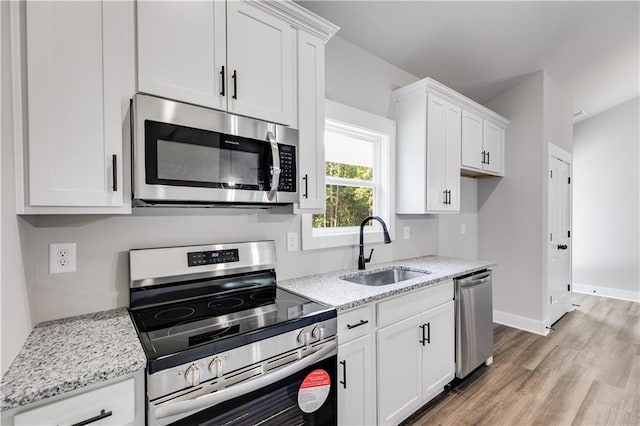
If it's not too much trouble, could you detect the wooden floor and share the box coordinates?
[403,294,640,426]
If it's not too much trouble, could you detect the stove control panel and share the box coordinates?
[188,249,239,267]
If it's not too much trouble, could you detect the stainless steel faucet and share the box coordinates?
[358,216,392,270]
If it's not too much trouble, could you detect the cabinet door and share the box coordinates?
[26,0,126,207]
[296,31,325,212]
[425,94,447,212]
[226,1,295,125]
[137,0,226,111]
[443,103,461,211]
[377,313,423,425]
[482,120,504,175]
[461,110,483,170]
[421,301,455,403]
[338,335,375,426]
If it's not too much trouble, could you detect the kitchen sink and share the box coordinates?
[340,267,430,286]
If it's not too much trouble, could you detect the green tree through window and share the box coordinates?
[312,162,374,228]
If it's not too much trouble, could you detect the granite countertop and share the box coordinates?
[278,255,495,311]
[1,308,146,411]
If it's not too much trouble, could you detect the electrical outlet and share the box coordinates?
[287,232,299,252]
[50,243,76,274]
[403,226,410,239]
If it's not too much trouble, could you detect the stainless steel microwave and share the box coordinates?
[132,94,298,206]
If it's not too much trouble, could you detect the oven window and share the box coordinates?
[157,140,260,187]
[169,355,337,426]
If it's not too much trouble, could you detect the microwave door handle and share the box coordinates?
[267,131,280,202]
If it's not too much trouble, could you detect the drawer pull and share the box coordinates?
[70,409,112,426]
[346,319,369,330]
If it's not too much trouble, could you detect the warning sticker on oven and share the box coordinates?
[298,369,331,413]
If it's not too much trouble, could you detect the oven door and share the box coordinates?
[150,342,337,426]
[133,94,298,205]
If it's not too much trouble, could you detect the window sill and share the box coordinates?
[301,215,388,250]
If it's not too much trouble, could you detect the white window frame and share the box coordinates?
[301,100,396,250]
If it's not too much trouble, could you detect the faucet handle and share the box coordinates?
[365,248,374,263]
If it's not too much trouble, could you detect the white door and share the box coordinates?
[443,102,461,211]
[482,121,503,174]
[296,30,325,212]
[377,314,423,425]
[137,0,227,110]
[338,335,375,426]
[226,1,295,125]
[461,110,483,170]
[547,149,572,326]
[26,0,125,207]
[421,301,455,403]
[425,94,446,212]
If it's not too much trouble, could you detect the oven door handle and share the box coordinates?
[153,341,337,421]
[267,131,280,202]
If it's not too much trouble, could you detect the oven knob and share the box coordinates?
[184,364,201,386]
[209,357,224,378]
[312,325,326,340]
[297,330,311,345]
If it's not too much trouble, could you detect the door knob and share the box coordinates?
[557,244,568,250]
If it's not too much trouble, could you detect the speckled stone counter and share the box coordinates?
[1,308,146,411]
[278,255,495,311]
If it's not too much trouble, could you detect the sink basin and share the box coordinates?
[340,267,430,286]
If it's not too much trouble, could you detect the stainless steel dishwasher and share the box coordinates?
[455,269,494,379]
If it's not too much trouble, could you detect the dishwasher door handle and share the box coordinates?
[459,272,491,288]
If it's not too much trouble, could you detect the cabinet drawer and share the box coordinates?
[377,280,453,328]
[338,304,374,343]
[14,378,135,426]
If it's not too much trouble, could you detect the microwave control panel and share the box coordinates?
[187,249,240,267]
[278,145,296,193]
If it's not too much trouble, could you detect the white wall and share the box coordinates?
[20,35,443,323]
[1,1,34,374]
[480,72,545,328]
[439,177,478,260]
[573,97,640,300]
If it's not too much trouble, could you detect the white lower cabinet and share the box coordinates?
[12,376,142,426]
[374,280,455,426]
[377,313,424,425]
[338,334,376,426]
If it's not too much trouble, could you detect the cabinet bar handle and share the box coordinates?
[71,409,113,426]
[112,155,117,192]
[419,324,426,346]
[346,319,368,330]
[339,360,347,389]
[487,151,490,165]
[302,174,309,198]
[220,66,225,96]
[426,322,431,344]
[232,70,237,99]
[482,150,486,164]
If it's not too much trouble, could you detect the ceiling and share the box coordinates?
[299,1,639,121]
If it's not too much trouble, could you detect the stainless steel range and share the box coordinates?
[129,241,337,425]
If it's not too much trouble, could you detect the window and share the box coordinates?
[302,101,395,250]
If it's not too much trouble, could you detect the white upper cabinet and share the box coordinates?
[226,1,295,125]
[137,0,297,126]
[395,89,461,214]
[395,78,509,213]
[461,110,484,170]
[19,0,134,213]
[461,109,505,176]
[295,31,326,212]
[481,120,504,175]
[137,0,227,111]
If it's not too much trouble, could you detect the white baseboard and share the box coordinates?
[573,283,640,302]
[493,310,549,336]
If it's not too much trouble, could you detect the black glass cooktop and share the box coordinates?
[130,274,335,373]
